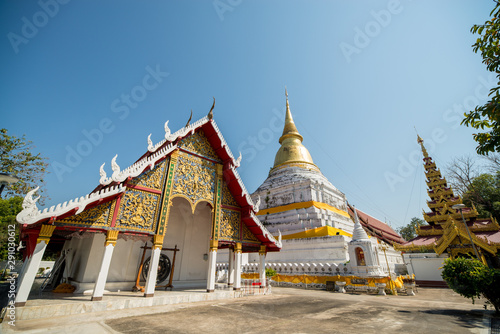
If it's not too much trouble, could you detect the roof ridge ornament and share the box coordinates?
[208,97,215,120]
[99,163,112,185]
[147,134,154,152]
[111,154,121,182]
[17,186,41,224]
[234,151,242,168]
[253,195,261,213]
[185,110,193,128]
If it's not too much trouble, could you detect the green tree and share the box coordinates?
[462,2,500,154]
[463,172,500,221]
[441,257,500,313]
[397,217,426,241]
[0,197,23,261]
[0,128,48,201]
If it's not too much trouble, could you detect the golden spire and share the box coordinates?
[417,134,429,158]
[280,88,303,143]
[272,89,317,170]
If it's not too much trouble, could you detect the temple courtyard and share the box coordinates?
[1,287,493,333]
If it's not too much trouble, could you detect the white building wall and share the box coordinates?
[403,253,448,281]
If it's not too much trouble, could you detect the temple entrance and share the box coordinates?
[162,197,212,282]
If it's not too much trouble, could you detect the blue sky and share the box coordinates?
[0,0,494,230]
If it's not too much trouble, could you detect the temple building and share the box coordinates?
[248,91,404,274]
[14,111,281,306]
[396,135,500,285]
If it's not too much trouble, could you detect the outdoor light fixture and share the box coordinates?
[0,172,19,196]
[203,253,208,261]
[451,203,481,261]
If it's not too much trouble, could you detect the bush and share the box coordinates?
[265,268,276,278]
[441,257,500,312]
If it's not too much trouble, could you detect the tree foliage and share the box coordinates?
[441,257,500,313]
[0,197,23,261]
[463,172,500,221]
[0,128,48,202]
[462,2,500,154]
[397,217,426,241]
[446,155,480,197]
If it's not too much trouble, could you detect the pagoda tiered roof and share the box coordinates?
[395,135,500,261]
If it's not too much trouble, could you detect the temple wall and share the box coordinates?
[61,234,144,293]
[403,253,448,282]
[247,236,349,264]
[261,207,354,235]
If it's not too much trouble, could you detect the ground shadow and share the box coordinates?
[420,309,485,329]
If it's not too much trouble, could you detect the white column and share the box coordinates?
[258,245,267,288]
[91,231,118,301]
[144,235,164,298]
[234,243,242,290]
[228,248,234,286]
[206,240,218,292]
[15,225,55,306]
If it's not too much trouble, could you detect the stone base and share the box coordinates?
[14,302,26,307]
[233,287,241,291]
[206,289,214,293]
[91,296,102,301]
[144,293,154,298]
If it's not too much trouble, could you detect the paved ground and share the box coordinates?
[2,287,494,334]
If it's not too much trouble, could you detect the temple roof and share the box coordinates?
[272,90,317,171]
[17,115,282,252]
[347,205,406,244]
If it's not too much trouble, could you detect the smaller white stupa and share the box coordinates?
[348,207,385,277]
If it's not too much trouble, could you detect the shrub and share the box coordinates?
[265,268,276,278]
[441,257,500,312]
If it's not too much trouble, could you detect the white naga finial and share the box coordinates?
[147,134,154,152]
[17,186,41,224]
[253,195,261,213]
[111,154,121,181]
[234,151,242,168]
[164,121,171,139]
[99,163,107,184]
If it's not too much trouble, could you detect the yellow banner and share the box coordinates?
[241,273,404,289]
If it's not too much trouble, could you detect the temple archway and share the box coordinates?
[163,197,212,282]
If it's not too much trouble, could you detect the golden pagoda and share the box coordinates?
[272,89,319,172]
[395,135,500,265]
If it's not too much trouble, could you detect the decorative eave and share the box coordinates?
[16,114,281,251]
[16,184,126,226]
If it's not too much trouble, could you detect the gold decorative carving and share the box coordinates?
[57,201,112,227]
[129,159,167,190]
[153,234,164,249]
[178,130,220,161]
[105,230,119,247]
[116,189,160,231]
[259,245,266,255]
[171,153,215,209]
[210,239,219,251]
[37,225,56,244]
[235,242,242,253]
[219,209,240,241]
[221,181,239,207]
[242,223,259,242]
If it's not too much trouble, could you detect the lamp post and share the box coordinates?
[451,204,481,262]
[0,172,19,197]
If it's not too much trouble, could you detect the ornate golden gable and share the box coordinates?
[178,130,220,161]
[128,159,167,190]
[57,201,113,227]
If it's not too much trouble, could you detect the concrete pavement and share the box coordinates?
[1,287,493,333]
